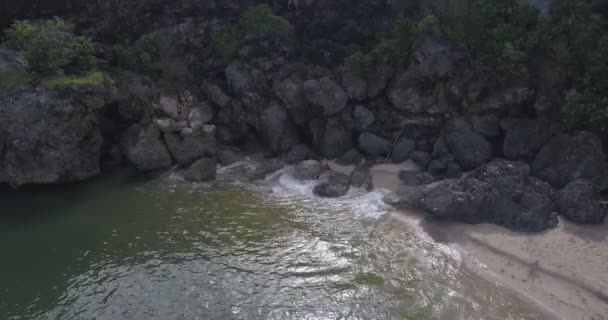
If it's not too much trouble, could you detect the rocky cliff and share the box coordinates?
[0,0,606,230]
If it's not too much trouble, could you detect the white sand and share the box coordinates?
[367,162,608,319]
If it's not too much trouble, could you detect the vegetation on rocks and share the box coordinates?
[41,70,111,91]
[241,5,295,39]
[116,37,159,74]
[0,70,31,87]
[4,18,95,75]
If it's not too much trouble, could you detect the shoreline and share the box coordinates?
[361,161,608,320]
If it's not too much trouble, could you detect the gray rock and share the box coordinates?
[114,72,157,122]
[349,164,373,190]
[504,119,560,160]
[274,74,315,124]
[391,137,415,163]
[303,77,347,116]
[293,160,323,180]
[313,171,350,198]
[156,118,185,133]
[121,124,173,171]
[188,102,214,125]
[217,148,244,166]
[532,132,608,191]
[0,89,106,187]
[473,159,530,195]
[184,158,217,182]
[158,95,190,121]
[469,87,535,113]
[202,81,231,108]
[410,37,464,78]
[411,150,432,168]
[358,133,391,157]
[446,162,463,179]
[310,111,354,158]
[341,71,367,101]
[366,62,391,98]
[388,70,434,114]
[353,105,375,132]
[337,148,363,166]
[428,160,447,176]
[398,171,433,186]
[261,157,286,175]
[164,132,215,167]
[470,115,500,138]
[285,144,313,164]
[225,62,256,96]
[260,102,299,154]
[443,117,492,170]
[557,180,607,224]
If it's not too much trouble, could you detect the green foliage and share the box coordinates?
[117,37,159,74]
[0,70,32,87]
[4,18,96,75]
[241,5,294,39]
[372,17,417,66]
[496,42,528,83]
[417,15,442,38]
[344,51,372,74]
[563,90,608,134]
[41,71,110,91]
[212,27,241,62]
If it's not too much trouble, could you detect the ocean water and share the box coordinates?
[0,165,543,320]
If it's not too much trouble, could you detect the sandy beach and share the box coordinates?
[328,160,608,319]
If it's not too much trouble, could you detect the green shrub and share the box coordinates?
[344,51,372,74]
[241,5,294,39]
[212,26,241,62]
[117,37,159,73]
[372,17,417,66]
[4,18,96,75]
[42,71,111,91]
[417,15,442,38]
[563,90,608,134]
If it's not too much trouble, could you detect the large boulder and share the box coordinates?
[532,132,608,191]
[202,81,231,108]
[410,37,464,78]
[113,72,157,122]
[352,105,375,132]
[443,117,493,170]
[503,119,560,160]
[164,130,215,167]
[310,111,354,158]
[293,160,323,180]
[468,87,535,113]
[391,137,415,163]
[0,89,106,187]
[121,124,173,171]
[349,162,373,190]
[225,62,258,97]
[183,158,217,182]
[274,74,316,124]
[260,102,299,154]
[285,144,314,164]
[303,77,347,116]
[386,159,559,232]
[473,159,530,195]
[557,180,607,224]
[313,171,350,198]
[387,69,435,114]
[341,71,367,101]
[358,133,392,157]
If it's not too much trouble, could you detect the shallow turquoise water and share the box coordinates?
[0,169,542,319]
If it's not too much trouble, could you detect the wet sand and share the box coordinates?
[329,160,608,319]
